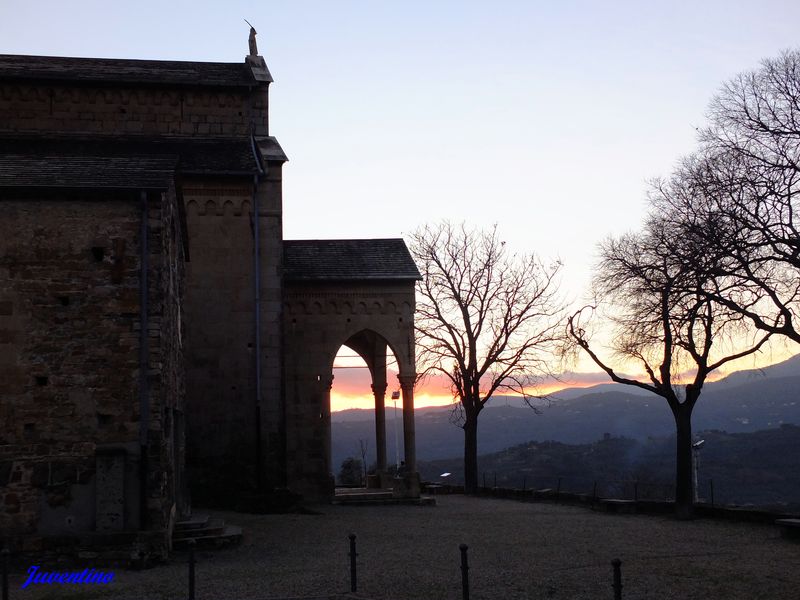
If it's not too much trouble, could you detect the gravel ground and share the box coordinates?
[10,495,800,599]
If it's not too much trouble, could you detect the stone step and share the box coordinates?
[334,490,394,502]
[174,514,210,531]
[332,495,436,507]
[173,517,226,539]
[173,524,243,551]
[260,596,374,599]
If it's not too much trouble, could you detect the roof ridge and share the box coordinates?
[284,238,406,243]
[0,53,264,87]
[0,53,247,67]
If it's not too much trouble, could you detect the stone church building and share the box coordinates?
[0,33,420,559]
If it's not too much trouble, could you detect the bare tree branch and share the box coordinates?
[567,194,772,517]
[409,222,565,493]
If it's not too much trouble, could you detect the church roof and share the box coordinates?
[0,136,261,176]
[0,152,177,190]
[0,54,271,88]
[283,239,422,281]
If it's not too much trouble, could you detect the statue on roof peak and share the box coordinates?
[245,20,258,56]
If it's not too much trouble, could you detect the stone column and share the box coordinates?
[372,382,388,474]
[319,373,334,482]
[398,374,417,472]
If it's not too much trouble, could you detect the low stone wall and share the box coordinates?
[421,482,800,523]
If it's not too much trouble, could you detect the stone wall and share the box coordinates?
[0,82,268,137]
[0,196,142,541]
[182,165,284,502]
[147,182,187,538]
[0,188,185,558]
[183,181,258,498]
[257,162,285,489]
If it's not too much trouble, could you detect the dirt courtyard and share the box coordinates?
[11,495,800,599]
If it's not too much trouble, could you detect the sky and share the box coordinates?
[3,0,799,410]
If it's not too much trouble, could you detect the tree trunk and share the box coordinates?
[673,403,694,519]
[463,412,479,494]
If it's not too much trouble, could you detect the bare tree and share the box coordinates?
[703,49,800,177]
[653,149,800,344]
[569,50,800,516]
[680,49,800,343]
[409,222,564,494]
[568,207,772,518]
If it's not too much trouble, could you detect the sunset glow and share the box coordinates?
[330,343,799,412]
[330,390,455,412]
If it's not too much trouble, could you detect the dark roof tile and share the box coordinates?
[0,136,257,175]
[284,239,421,281]
[0,54,265,88]
[0,153,176,190]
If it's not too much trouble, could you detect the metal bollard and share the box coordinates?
[611,558,622,600]
[2,547,9,600]
[188,539,196,600]
[556,477,562,500]
[459,544,470,600]
[348,534,357,593]
[592,481,598,501]
[709,479,715,508]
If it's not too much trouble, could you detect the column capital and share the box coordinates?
[397,373,416,388]
[371,382,388,396]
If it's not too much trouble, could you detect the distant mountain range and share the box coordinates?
[332,353,800,469]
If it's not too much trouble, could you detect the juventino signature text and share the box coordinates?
[21,565,114,589]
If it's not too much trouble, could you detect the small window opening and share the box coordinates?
[57,296,70,306]
[35,376,48,386]
[90,247,105,262]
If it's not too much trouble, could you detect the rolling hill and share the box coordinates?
[417,425,800,509]
[332,353,800,468]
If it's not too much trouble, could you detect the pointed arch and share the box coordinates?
[282,281,419,500]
